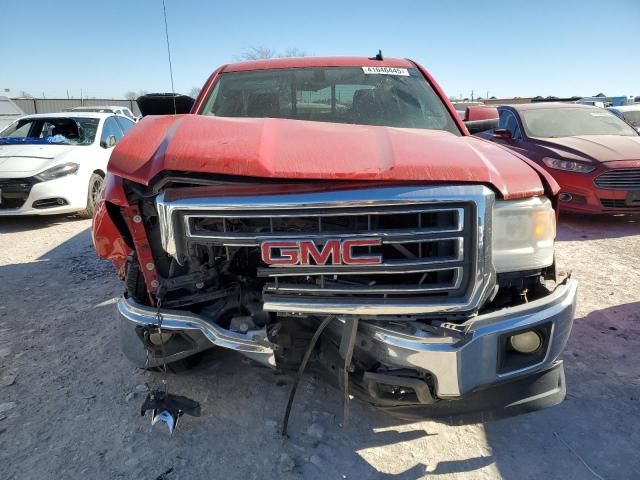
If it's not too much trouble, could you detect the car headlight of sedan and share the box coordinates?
[492,196,555,273]
[34,162,80,182]
[542,157,595,173]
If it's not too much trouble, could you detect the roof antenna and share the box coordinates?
[369,50,384,61]
[161,0,177,115]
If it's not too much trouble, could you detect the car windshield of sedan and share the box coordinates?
[0,117,99,146]
[521,107,638,138]
[200,67,460,134]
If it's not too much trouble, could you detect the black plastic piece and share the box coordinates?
[136,93,195,116]
[369,50,384,61]
[372,361,566,425]
[140,389,201,418]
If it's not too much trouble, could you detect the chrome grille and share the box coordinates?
[594,168,640,190]
[156,185,495,316]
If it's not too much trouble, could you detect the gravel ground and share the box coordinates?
[0,213,638,480]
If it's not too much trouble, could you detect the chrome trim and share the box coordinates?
[117,297,276,367]
[187,229,463,247]
[156,185,495,315]
[359,277,577,396]
[264,267,463,294]
[156,187,473,258]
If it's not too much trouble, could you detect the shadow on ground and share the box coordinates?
[0,213,85,234]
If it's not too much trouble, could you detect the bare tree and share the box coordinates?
[237,46,308,61]
[125,90,149,100]
[279,47,307,58]
[189,87,201,98]
[238,46,277,61]
[19,91,33,98]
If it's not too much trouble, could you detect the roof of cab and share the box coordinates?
[223,56,415,72]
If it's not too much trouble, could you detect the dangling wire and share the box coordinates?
[281,316,335,437]
[161,0,178,115]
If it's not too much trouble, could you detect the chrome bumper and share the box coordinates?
[360,277,577,397]
[117,298,277,368]
[117,277,576,399]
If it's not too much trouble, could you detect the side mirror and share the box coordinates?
[493,128,512,140]
[101,135,117,148]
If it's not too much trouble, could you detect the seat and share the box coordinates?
[352,89,381,123]
[246,93,280,118]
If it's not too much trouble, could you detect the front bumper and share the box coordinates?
[551,165,640,214]
[117,277,576,421]
[0,174,87,216]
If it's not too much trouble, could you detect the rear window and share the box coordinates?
[200,67,460,134]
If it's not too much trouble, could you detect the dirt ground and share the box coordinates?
[0,213,638,480]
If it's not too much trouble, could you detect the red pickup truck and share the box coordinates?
[93,56,577,424]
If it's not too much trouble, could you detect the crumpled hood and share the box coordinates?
[0,144,77,175]
[534,135,640,163]
[108,115,547,199]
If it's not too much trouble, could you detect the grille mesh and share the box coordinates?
[594,169,640,190]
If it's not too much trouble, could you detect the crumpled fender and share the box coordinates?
[92,173,132,276]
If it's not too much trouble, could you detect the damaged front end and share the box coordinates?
[97,176,577,425]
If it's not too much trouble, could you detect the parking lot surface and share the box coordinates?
[0,214,638,480]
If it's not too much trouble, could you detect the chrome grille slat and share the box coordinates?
[156,185,496,315]
[594,168,640,190]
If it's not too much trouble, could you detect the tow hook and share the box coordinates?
[141,389,201,434]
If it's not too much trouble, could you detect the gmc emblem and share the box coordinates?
[261,239,382,266]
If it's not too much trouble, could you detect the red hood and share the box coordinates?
[108,115,546,200]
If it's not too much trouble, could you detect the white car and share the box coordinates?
[0,112,134,217]
[608,105,640,133]
[68,105,138,122]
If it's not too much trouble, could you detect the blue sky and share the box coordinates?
[2,0,639,100]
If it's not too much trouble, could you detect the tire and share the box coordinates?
[78,173,104,218]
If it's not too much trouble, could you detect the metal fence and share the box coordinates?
[12,98,141,116]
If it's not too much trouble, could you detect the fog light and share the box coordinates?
[149,332,173,345]
[558,193,572,202]
[509,331,542,354]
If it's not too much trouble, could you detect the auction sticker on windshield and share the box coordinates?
[362,66,409,76]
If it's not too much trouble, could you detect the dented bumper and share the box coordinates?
[117,277,576,422]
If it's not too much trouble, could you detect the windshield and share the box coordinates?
[200,67,460,134]
[621,110,640,128]
[0,117,100,146]
[520,107,638,138]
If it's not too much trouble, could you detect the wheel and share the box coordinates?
[79,173,104,218]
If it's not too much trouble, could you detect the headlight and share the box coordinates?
[34,162,80,182]
[542,157,595,173]
[492,196,555,273]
